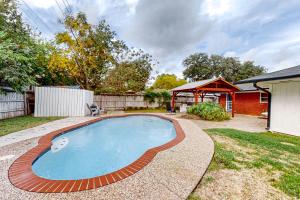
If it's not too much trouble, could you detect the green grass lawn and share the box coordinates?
[125,108,166,113]
[190,128,300,199]
[0,116,63,137]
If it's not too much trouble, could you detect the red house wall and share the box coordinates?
[219,92,268,116]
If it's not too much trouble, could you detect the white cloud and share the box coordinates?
[20,0,300,76]
[122,0,212,77]
[230,24,300,71]
[224,51,237,57]
[24,0,56,9]
[125,0,139,15]
[202,0,233,17]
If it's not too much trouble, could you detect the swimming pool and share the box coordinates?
[9,114,185,193]
[32,116,176,180]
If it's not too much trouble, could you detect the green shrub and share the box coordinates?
[187,102,230,121]
[144,91,160,103]
[160,90,171,102]
[144,89,171,108]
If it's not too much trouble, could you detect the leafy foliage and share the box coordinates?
[152,73,186,90]
[160,90,171,102]
[144,90,161,103]
[0,0,52,92]
[49,12,154,92]
[187,102,230,121]
[183,53,266,82]
[98,48,154,94]
[144,90,171,107]
[49,13,126,90]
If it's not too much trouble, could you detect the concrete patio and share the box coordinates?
[182,114,267,132]
[0,114,214,200]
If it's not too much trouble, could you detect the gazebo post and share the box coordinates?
[231,91,235,117]
[201,92,206,102]
[194,91,199,105]
[171,91,176,112]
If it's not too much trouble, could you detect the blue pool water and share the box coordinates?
[32,116,176,180]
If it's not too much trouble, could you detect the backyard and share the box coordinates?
[189,128,300,200]
[1,0,300,199]
[0,110,300,199]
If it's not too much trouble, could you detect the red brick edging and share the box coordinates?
[8,114,185,193]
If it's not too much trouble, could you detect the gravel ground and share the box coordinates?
[0,114,214,200]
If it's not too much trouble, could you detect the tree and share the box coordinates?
[221,57,242,82]
[152,74,186,90]
[0,0,51,92]
[182,53,213,81]
[98,48,154,94]
[210,54,223,77]
[48,12,126,90]
[182,53,266,82]
[238,61,267,81]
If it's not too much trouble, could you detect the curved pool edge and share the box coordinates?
[8,114,185,193]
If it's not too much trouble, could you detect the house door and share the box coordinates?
[226,94,232,111]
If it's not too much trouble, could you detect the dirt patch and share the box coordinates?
[193,169,291,200]
[212,135,256,155]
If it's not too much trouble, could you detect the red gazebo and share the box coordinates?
[171,77,240,117]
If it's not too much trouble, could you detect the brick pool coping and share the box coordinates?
[8,114,185,193]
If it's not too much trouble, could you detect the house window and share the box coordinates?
[260,92,268,103]
[226,94,232,111]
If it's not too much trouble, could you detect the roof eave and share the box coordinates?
[235,74,300,84]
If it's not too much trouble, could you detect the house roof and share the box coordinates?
[235,84,257,91]
[171,77,240,92]
[236,65,300,84]
[171,78,216,91]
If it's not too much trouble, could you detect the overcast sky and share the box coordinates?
[19,0,300,77]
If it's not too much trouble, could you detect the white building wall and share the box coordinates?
[269,81,300,136]
[34,87,94,117]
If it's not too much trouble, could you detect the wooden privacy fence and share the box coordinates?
[0,92,25,120]
[93,94,197,110]
[94,94,158,110]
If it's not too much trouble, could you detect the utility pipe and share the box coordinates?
[253,82,271,130]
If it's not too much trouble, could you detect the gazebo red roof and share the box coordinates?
[171,77,240,93]
[171,77,240,117]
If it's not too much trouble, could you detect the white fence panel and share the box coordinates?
[34,87,93,117]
